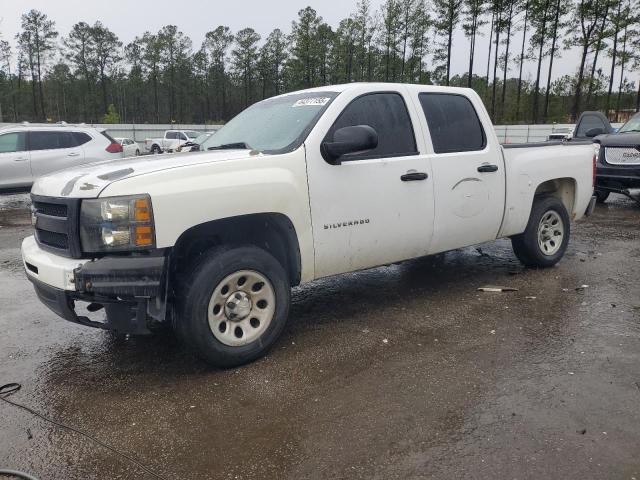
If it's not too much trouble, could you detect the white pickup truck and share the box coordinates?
[144,129,200,154]
[22,83,597,367]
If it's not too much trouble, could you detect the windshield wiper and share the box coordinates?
[208,142,252,150]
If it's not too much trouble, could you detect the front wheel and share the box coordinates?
[176,246,291,367]
[511,195,570,268]
[151,145,161,154]
[135,149,140,156]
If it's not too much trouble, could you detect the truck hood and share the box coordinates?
[595,132,640,147]
[32,150,257,198]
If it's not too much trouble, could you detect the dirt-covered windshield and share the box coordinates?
[618,114,640,133]
[201,91,338,153]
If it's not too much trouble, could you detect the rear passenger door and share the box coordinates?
[306,89,435,278]
[413,92,506,254]
[29,131,85,179]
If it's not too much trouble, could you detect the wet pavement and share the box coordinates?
[0,192,639,480]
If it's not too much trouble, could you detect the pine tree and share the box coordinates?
[231,28,260,108]
[17,9,58,119]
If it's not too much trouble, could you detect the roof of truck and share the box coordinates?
[279,82,476,96]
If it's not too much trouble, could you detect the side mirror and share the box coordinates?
[321,125,378,164]
[585,127,604,138]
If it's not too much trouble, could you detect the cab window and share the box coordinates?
[419,93,486,154]
[323,92,417,162]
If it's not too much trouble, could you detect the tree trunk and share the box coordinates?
[446,24,453,86]
[485,11,495,94]
[532,1,549,124]
[491,6,502,121]
[586,5,609,109]
[571,43,589,121]
[515,1,529,122]
[152,70,159,124]
[615,23,628,121]
[606,1,622,117]
[35,35,46,120]
[468,11,477,88]
[401,6,409,80]
[543,0,561,122]
[500,2,514,121]
[101,70,108,114]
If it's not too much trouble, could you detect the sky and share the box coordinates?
[0,0,626,87]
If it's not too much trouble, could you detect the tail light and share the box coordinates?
[106,142,123,153]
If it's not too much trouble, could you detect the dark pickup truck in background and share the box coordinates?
[573,111,640,204]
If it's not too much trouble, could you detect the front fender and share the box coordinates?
[99,148,315,281]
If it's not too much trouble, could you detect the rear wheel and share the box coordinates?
[151,145,161,154]
[135,149,140,156]
[511,195,570,268]
[594,189,609,204]
[176,246,290,367]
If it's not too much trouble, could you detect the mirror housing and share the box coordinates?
[585,127,605,138]
[321,125,378,164]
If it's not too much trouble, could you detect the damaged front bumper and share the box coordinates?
[22,235,168,334]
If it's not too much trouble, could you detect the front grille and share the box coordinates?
[36,229,69,249]
[33,201,68,218]
[31,195,82,258]
[605,147,640,165]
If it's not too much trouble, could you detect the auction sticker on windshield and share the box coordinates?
[293,97,331,107]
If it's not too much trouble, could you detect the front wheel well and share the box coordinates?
[169,213,302,288]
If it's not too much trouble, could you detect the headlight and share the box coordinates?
[80,194,155,253]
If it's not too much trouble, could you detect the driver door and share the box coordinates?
[305,88,435,278]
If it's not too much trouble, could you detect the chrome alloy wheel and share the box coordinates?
[207,270,276,346]
[537,210,564,256]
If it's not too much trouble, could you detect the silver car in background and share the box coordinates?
[0,123,124,193]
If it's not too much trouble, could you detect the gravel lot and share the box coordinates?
[0,192,639,480]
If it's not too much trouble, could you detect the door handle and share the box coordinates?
[13,157,29,162]
[477,164,499,173]
[401,172,428,181]
[67,152,80,157]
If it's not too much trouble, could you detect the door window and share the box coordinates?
[166,132,177,140]
[29,131,77,151]
[575,115,606,137]
[72,132,92,146]
[178,133,188,141]
[0,132,27,153]
[419,93,486,154]
[323,92,417,162]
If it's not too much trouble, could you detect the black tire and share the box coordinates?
[511,195,570,268]
[175,246,290,367]
[135,149,140,156]
[594,189,609,204]
[151,145,161,154]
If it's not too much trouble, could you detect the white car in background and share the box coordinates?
[144,130,201,154]
[0,123,124,193]
[115,137,141,157]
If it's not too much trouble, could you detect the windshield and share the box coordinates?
[618,114,640,133]
[193,133,211,144]
[185,131,200,139]
[201,91,338,153]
